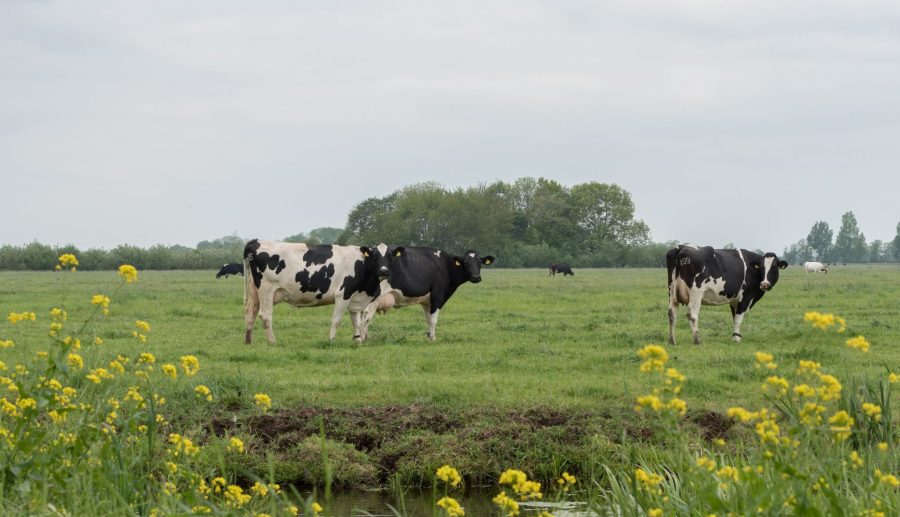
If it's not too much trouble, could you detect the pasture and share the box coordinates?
[1,264,899,513]
[2,266,897,412]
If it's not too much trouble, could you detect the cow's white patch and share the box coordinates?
[762,256,775,286]
[434,250,441,257]
[699,277,731,305]
[376,243,388,256]
[468,252,475,258]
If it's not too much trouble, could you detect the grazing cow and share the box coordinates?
[216,263,244,278]
[804,261,828,274]
[549,263,574,276]
[666,244,788,345]
[243,240,381,343]
[360,244,495,341]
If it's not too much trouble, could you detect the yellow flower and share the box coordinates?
[58,253,79,267]
[94,336,103,346]
[849,450,864,468]
[138,353,156,365]
[799,402,826,426]
[796,360,821,375]
[0,340,13,349]
[875,469,900,488]
[556,471,577,492]
[635,468,664,494]
[162,364,177,380]
[228,437,245,453]
[803,311,845,332]
[91,294,110,315]
[311,502,323,514]
[762,376,790,397]
[828,411,854,441]
[118,264,138,283]
[667,398,687,416]
[250,481,270,497]
[845,335,870,353]
[492,491,520,516]
[890,373,900,384]
[648,509,663,517]
[727,407,758,422]
[437,496,465,517]
[168,433,200,457]
[754,351,777,370]
[195,385,213,401]
[67,353,84,370]
[635,394,663,413]
[224,484,251,508]
[437,465,462,487]
[7,312,36,324]
[180,355,200,376]
[254,393,272,411]
[878,442,888,452]
[816,373,842,401]
[696,456,716,472]
[862,403,882,422]
[637,344,669,372]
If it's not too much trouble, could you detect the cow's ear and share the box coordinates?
[359,246,371,258]
[393,246,405,257]
[481,255,495,266]
[779,260,789,270]
[452,256,463,267]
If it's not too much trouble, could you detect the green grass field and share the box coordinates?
[2,266,897,412]
[1,265,899,499]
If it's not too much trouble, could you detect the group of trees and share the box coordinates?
[338,178,667,267]
[782,212,900,264]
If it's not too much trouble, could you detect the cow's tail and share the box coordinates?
[243,239,260,310]
[665,246,690,305]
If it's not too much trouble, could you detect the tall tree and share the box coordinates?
[892,222,900,262]
[833,211,867,263]
[806,221,833,262]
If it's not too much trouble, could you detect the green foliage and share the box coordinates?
[339,177,653,266]
[834,211,868,263]
[806,220,833,262]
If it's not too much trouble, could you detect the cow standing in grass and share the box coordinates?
[243,239,382,343]
[216,263,244,278]
[360,244,495,341]
[549,263,574,276]
[666,244,788,345]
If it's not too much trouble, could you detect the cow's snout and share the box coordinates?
[378,266,389,278]
[470,275,482,283]
[760,281,771,290]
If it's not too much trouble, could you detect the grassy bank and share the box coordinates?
[1,266,898,514]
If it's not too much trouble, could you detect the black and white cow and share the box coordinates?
[216,263,244,278]
[360,244,495,341]
[549,263,574,276]
[243,239,381,343]
[666,244,788,345]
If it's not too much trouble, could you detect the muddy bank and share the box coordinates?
[208,404,732,489]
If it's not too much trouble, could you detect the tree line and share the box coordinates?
[3,181,897,270]
[781,212,900,264]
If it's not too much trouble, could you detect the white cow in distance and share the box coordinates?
[803,261,828,274]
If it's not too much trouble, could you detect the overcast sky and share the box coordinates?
[3,1,899,252]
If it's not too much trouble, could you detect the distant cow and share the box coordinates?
[243,240,382,343]
[216,263,244,278]
[804,261,828,274]
[360,244,495,341]
[549,263,574,276]
[666,244,788,345]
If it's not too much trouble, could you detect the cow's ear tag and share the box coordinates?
[484,258,492,265]
[363,251,369,257]
[454,259,461,267]
[394,250,402,257]
[754,264,760,269]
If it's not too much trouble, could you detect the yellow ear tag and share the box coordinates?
[363,251,369,257]
[454,260,461,266]
[484,259,492,265]
[394,250,402,257]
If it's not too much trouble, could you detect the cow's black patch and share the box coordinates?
[244,239,264,288]
[275,259,286,274]
[296,263,336,299]
[303,246,334,267]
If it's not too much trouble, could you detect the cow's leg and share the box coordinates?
[422,305,440,341]
[329,300,350,341]
[667,292,678,345]
[244,291,261,345]
[349,311,363,342]
[687,293,702,345]
[731,309,745,343]
[257,286,277,344]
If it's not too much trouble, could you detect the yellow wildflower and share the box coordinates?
[0,340,13,349]
[796,360,821,375]
[667,398,687,416]
[862,403,882,422]
[828,411,854,441]
[58,254,79,267]
[793,384,816,398]
[878,442,888,452]
[224,484,251,508]
[67,353,84,370]
[94,336,103,346]
[648,509,663,517]
[635,468,664,494]
[763,376,790,397]
[816,373,842,401]
[138,353,156,365]
[195,385,213,401]
[250,481,270,497]
[799,402,826,426]
[492,491,520,517]
[849,450,864,468]
[8,312,36,324]
[437,464,462,487]
[180,355,200,376]
[437,496,465,517]
[875,470,900,488]
[637,344,668,372]
[311,502,323,514]
[890,373,900,384]
[162,364,177,380]
[556,471,576,492]
[228,437,244,453]
[254,393,272,411]
[91,294,110,315]
[168,433,200,457]
[635,394,663,413]
[754,351,777,370]
[696,456,716,472]
[118,264,138,283]
[803,311,845,332]
[845,335,870,353]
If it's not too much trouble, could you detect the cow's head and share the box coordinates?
[753,252,788,291]
[451,249,495,284]
[371,243,393,280]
